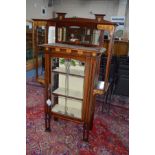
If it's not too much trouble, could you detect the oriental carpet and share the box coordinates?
[26,79,129,155]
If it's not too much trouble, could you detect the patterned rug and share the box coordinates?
[26,79,129,155]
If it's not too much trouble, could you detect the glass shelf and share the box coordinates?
[52,67,85,78]
[51,98,82,119]
[52,87,83,100]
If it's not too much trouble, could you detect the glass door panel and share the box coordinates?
[50,58,85,119]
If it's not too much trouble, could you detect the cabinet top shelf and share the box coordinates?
[32,13,116,49]
[40,43,106,54]
[32,16,116,26]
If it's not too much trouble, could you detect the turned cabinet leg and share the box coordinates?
[107,86,113,114]
[101,83,114,114]
[107,88,111,114]
[102,90,110,113]
[45,113,48,129]
[89,94,96,130]
[45,113,51,132]
[89,120,93,130]
[102,94,106,112]
[110,82,115,101]
[107,83,114,114]
[45,107,51,132]
[83,123,89,142]
[102,92,108,112]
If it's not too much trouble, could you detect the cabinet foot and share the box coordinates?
[45,127,51,132]
[83,123,89,142]
[89,123,93,130]
[45,113,51,132]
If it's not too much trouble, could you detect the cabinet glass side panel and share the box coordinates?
[26,21,33,62]
[36,26,46,82]
[51,58,85,119]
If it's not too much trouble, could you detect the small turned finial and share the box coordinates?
[56,12,67,20]
[94,14,106,22]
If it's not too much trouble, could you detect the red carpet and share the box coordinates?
[26,80,129,155]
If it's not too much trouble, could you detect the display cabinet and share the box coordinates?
[32,19,47,83]
[42,43,106,141]
[32,19,55,84]
[37,13,116,141]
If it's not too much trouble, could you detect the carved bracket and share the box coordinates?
[77,50,83,55]
[97,24,115,33]
[55,47,60,52]
[93,89,104,95]
[66,49,71,54]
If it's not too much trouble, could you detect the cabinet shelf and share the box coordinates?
[51,102,82,119]
[52,67,85,78]
[52,87,83,100]
[57,41,99,47]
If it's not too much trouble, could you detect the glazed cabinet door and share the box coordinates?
[50,57,86,121]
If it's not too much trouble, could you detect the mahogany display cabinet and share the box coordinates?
[34,13,116,141]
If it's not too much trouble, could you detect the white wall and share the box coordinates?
[26,0,128,37]
[117,0,127,16]
[52,0,120,20]
[26,0,54,20]
[52,0,128,37]
[26,0,128,22]
[124,0,129,39]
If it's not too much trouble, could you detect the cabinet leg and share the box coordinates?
[54,117,58,121]
[83,123,89,142]
[89,121,93,130]
[108,86,113,114]
[45,113,51,132]
[102,90,110,113]
[102,92,107,112]
[107,85,113,114]
[89,95,96,130]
